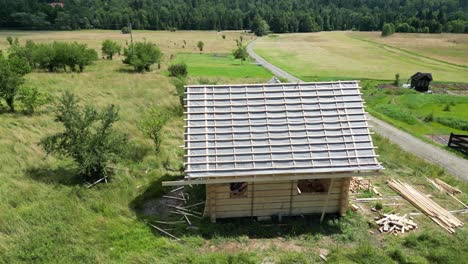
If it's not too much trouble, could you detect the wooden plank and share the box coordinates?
[340,177,351,216]
[216,205,341,218]
[320,178,335,222]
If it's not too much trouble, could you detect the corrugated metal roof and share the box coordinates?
[184,81,382,178]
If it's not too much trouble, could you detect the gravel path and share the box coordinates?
[247,40,468,181]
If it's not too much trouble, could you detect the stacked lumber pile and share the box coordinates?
[350,177,382,196]
[426,177,462,195]
[376,214,417,234]
[388,179,464,234]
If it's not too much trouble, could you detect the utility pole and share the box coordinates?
[129,22,134,57]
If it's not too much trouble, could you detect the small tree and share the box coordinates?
[232,44,248,65]
[394,73,400,87]
[123,41,163,72]
[0,55,31,112]
[168,63,188,77]
[222,34,226,39]
[197,41,204,53]
[138,108,170,152]
[101,40,121,60]
[251,15,270,36]
[172,76,186,110]
[381,23,395,37]
[40,92,128,181]
[6,36,13,45]
[17,86,52,115]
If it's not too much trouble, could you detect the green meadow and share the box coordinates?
[173,53,272,78]
[0,30,466,263]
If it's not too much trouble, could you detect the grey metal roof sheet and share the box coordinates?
[184,81,382,178]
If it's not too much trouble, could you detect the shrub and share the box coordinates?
[381,23,395,36]
[374,201,383,211]
[40,92,128,181]
[101,39,121,60]
[233,43,248,64]
[17,86,52,115]
[121,27,130,34]
[6,36,13,45]
[394,73,400,86]
[172,76,186,110]
[197,41,204,53]
[138,108,170,152]
[222,34,226,39]
[443,104,451,112]
[375,104,418,125]
[423,112,434,122]
[30,42,97,72]
[0,55,31,112]
[251,15,269,36]
[168,63,188,77]
[123,41,163,72]
[435,117,468,131]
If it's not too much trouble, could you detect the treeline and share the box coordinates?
[1,0,467,33]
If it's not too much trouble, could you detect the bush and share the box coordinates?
[172,76,186,110]
[0,55,31,112]
[197,41,204,53]
[233,43,248,64]
[374,201,383,211]
[30,42,97,72]
[423,113,434,122]
[394,73,400,86]
[443,104,451,112]
[40,92,128,181]
[375,104,418,125]
[17,86,52,115]
[121,27,130,34]
[101,39,121,60]
[168,63,188,77]
[381,23,395,36]
[138,108,170,152]
[123,41,163,72]
[435,117,468,131]
[251,15,269,36]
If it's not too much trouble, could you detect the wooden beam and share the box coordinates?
[320,179,335,223]
[340,177,351,216]
[162,171,379,186]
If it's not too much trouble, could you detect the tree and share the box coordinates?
[381,23,395,37]
[232,43,248,65]
[197,41,204,53]
[121,27,130,34]
[123,41,163,72]
[40,92,128,181]
[251,15,269,36]
[101,40,121,60]
[6,36,13,45]
[0,55,31,112]
[168,63,188,77]
[138,108,170,152]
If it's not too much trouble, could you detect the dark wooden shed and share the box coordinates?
[410,72,432,92]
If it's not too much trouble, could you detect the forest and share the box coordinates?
[0,0,467,33]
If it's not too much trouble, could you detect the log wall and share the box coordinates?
[204,177,351,221]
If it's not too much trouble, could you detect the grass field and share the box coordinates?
[255,31,468,155]
[352,32,468,67]
[173,53,272,78]
[254,32,468,83]
[0,30,467,263]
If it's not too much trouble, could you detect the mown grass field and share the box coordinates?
[0,30,467,263]
[352,32,468,67]
[255,31,468,155]
[254,32,468,83]
[173,53,272,78]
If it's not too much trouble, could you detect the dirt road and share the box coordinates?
[247,41,468,181]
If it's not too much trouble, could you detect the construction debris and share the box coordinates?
[376,214,418,234]
[388,179,464,234]
[150,224,181,241]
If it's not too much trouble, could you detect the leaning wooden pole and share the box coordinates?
[321,179,335,223]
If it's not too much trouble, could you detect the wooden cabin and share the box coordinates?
[164,81,382,222]
[410,72,432,92]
